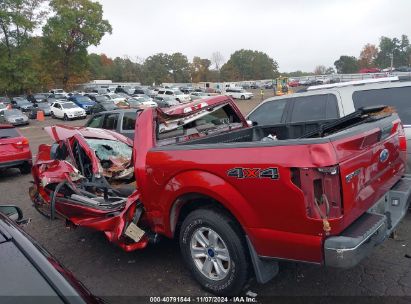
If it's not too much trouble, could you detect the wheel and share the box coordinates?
[179,208,249,296]
[63,114,69,121]
[19,162,31,174]
[241,95,245,100]
[51,111,55,118]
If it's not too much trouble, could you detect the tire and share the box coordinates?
[179,208,249,296]
[51,111,55,118]
[63,114,69,121]
[19,162,31,174]
[240,95,245,100]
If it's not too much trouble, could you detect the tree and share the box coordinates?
[42,0,112,89]
[325,67,335,74]
[220,49,278,81]
[142,53,172,85]
[334,55,359,74]
[375,35,410,68]
[168,53,191,83]
[191,56,212,83]
[0,0,47,94]
[359,43,378,68]
[314,65,326,75]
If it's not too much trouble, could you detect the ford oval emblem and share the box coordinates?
[379,149,389,163]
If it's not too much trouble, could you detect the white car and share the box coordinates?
[50,101,86,121]
[104,93,127,105]
[157,89,190,103]
[225,88,254,100]
[49,89,68,97]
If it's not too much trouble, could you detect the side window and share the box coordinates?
[290,95,328,122]
[248,99,287,125]
[165,91,173,95]
[55,104,61,109]
[122,112,136,130]
[87,115,104,128]
[325,94,339,119]
[102,113,119,130]
[353,86,411,125]
[158,90,165,95]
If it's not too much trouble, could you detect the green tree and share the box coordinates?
[168,53,191,83]
[334,55,359,73]
[220,49,278,81]
[42,0,112,89]
[0,0,46,94]
[375,35,410,68]
[191,56,211,82]
[142,53,172,85]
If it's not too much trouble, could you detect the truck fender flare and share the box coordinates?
[166,170,258,237]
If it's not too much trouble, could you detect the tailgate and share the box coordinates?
[332,116,406,225]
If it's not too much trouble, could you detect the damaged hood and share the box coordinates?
[44,125,132,145]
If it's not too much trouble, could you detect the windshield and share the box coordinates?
[15,99,30,105]
[127,98,143,106]
[86,138,132,161]
[61,103,78,109]
[109,94,121,99]
[54,94,66,99]
[34,94,47,99]
[5,109,23,116]
[173,91,183,95]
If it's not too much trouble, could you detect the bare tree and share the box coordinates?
[211,51,224,71]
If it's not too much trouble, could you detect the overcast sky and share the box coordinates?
[89,0,411,72]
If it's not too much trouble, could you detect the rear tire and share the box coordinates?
[51,111,55,118]
[179,208,249,296]
[241,95,245,100]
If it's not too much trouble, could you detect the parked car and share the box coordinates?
[190,92,210,100]
[68,95,96,114]
[30,96,410,295]
[28,102,51,118]
[288,80,300,87]
[85,109,139,139]
[0,103,6,113]
[50,101,87,121]
[129,95,157,107]
[90,101,118,115]
[154,96,180,108]
[0,109,29,126]
[48,93,68,102]
[225,88,253,100]
[49,88,68,97]
[11,97,33,112]
[247,79,411,171]
[0,96,10,105]
[32,93,49,103]
[359,67,381,73]
[157,89,190,102]
[0,205,101,303]
[87,94,111,103]
[115,86,134,95]
[104,93,127,105]
[0,124,31,173]
[395,66,411,72]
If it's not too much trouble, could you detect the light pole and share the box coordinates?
[390,53,394,71]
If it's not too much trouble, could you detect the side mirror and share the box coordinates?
[0,205,23,221]
[246,120,253,127]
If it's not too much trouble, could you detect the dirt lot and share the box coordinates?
[1,90,411,302]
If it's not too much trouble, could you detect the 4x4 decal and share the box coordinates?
[227,167,279,180]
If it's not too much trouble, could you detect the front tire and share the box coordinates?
[63,114,69,121]
[240,95,245,100]
[19,162,31,174]
[179,208,249,296]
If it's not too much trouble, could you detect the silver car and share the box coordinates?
[0,109,29,126]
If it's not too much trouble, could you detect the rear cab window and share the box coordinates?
[87,115,104,128]
[353,86,411,125]
[102,113,119,130]
[248,99,287,125]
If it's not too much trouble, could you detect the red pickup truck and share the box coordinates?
[29,97,411,295]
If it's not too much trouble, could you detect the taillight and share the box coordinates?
[290,166,342,233]
[13,137,29,149]
[397,123,407,152]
